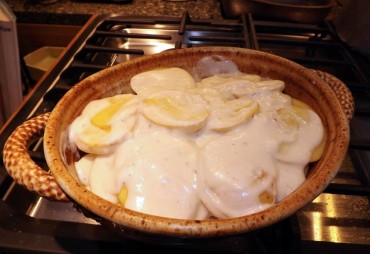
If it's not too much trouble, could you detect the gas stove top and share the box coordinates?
[1,12,369,253]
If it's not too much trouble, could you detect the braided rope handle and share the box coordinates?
[1,71,353,202]
[2,113,68,201]
[313,70,355,122]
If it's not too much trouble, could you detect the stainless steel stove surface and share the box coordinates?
[1,12,369,253]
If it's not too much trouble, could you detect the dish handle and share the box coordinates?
[313,70,354,122]
[2,112,69,201]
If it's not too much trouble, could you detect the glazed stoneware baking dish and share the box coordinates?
[2,47,353,241]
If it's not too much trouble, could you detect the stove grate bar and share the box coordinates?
[93,30,172,40]
[178,11,189,35]
[98,19,160,28]
[258,37,342,48]
[325,183,370,196]
[253,20,330,35]
[65,63,107,73]
[187,35,245,43]
[83,45,144,55]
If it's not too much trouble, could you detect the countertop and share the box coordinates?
[5,0,347,26]
[5,0,223,25]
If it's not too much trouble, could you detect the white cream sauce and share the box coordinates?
[69,65,324,220]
